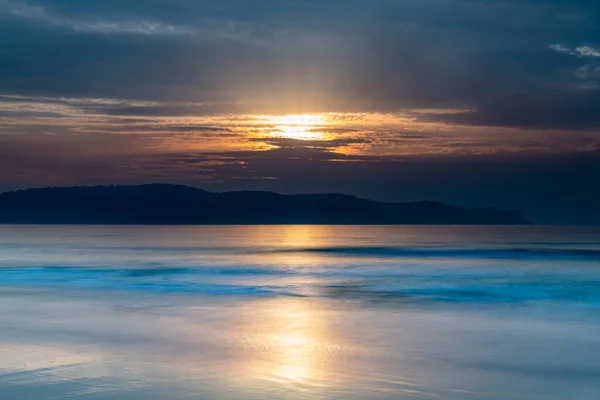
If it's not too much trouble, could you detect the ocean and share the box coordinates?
[1,225,599,399]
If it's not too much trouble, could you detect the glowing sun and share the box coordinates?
[269,114,328,140]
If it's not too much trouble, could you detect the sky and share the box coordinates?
[1,0,600,223]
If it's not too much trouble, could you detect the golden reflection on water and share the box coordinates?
[221,226,345,387]
[237,297,339,388]
[272,224,324,246]
[266,300,321,384]
[242,225,339,271]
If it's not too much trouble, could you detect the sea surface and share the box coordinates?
[1,225,600,399]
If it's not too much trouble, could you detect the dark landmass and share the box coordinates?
[0,184,531,225]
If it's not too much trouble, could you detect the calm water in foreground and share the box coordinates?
[1,225,600,399]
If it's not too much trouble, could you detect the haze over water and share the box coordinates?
[1,225,600,399]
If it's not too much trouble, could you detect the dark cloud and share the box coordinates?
[428,95,600,130]
[92,104,242,117]
[1,0,598,116]
[387,134,433,140]
[306,127,360,134]
[128,147,600,223]
[124,125,234,133]
[248,137,373,149]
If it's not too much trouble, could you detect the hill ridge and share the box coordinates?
[0,184,531,225]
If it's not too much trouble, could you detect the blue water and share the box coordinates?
[1,225,599,308]
[1,225,600,399]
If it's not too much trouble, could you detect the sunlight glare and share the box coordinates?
[268,114,328,140]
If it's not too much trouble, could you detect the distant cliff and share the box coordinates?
[0,184,531,225]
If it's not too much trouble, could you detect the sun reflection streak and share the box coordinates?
[233,296,339,388]
[265,300,323,384]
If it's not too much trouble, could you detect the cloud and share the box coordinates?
[0,0,265,46]
[248,137,373,150]
[576,46,600,57]
[1,0,194,36]
[575,64,600,80]
[428,97,600,131]
[550,44,600,58]
[92,104,242,117]
[550,44,577,56]
[0,0,592,110]
[2,92,598,153]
